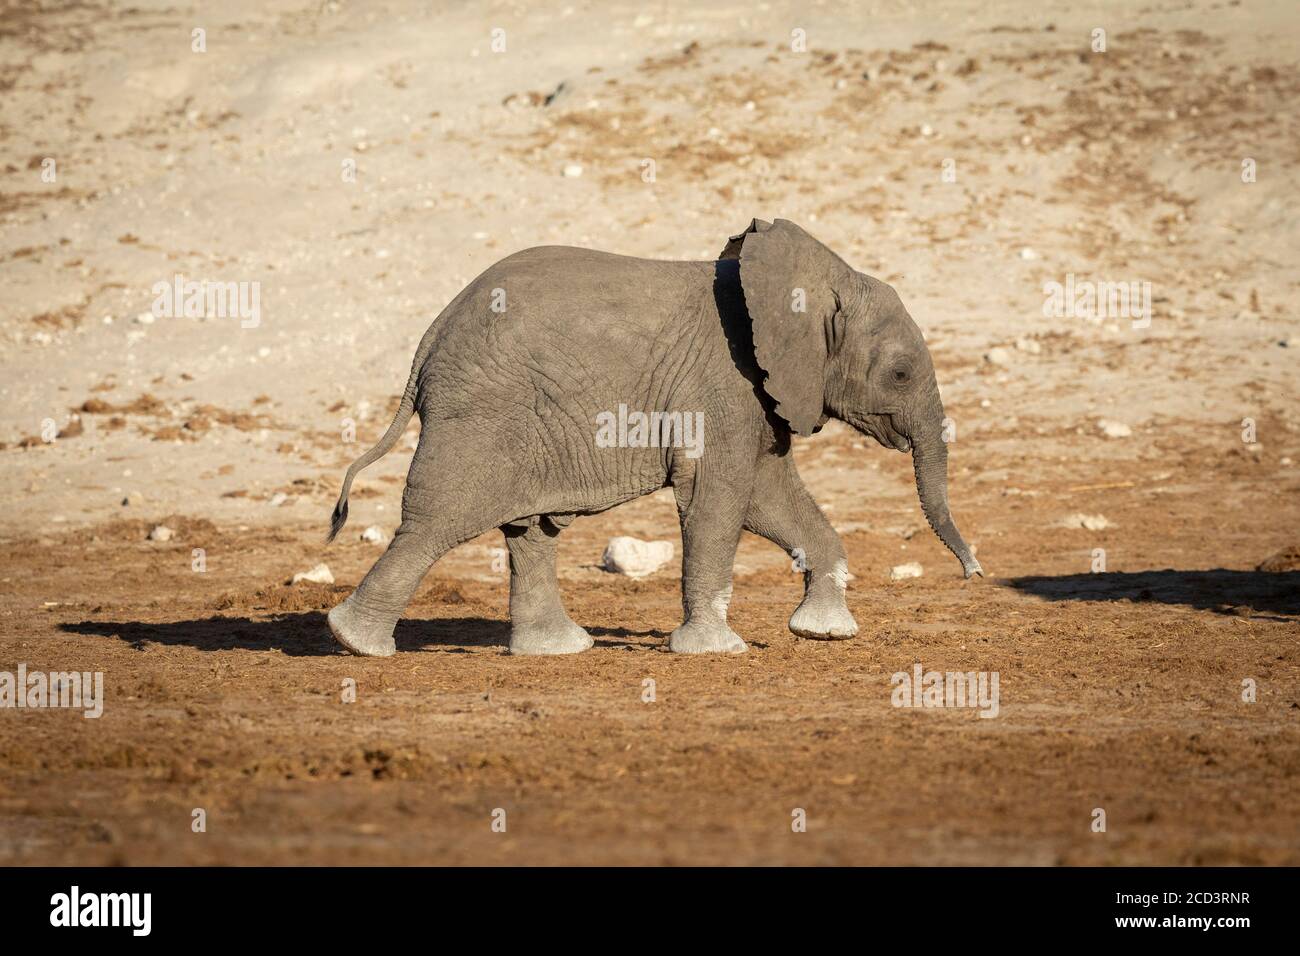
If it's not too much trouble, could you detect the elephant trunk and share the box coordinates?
[909,406,983,579]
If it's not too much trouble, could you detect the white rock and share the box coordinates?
[563,163,583,178]
[1019,247,1038,260]
[602,536,674,578]
[1062,513,1113,531]
[121,491,145,507]
[133,312,156,325]
[292,563,334,585]
[268,492,289,507]
[1014,336,1042,354]
[1097,419,1132,438]
[890,562,924,581]
[148,525,174,542]
[984,346,1013,367]
[361,525,388,545]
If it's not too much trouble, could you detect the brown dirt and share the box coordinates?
[1,429,1296,865]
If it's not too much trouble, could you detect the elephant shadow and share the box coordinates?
[59,614,670,657]
[1005,569,1300,620]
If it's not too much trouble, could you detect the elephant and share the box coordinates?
[325,218,982,657]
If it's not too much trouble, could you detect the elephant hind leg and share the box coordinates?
[505,519,592,656]
[328,526,449,657]
[329,421,529,656]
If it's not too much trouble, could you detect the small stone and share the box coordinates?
[984,346,1013,367]
[291,563,334,585]
[1062,513,1113,531]
[268,492,289,507]
[361,525,388,545]
[601,536,674,578]
[890,562,923,581]
[1014,336,1042,354]
[563,163,583,178]
[1019,247,1038,260]
[1257,545,1300,572]
[148,525,174,542]
[1097,419,1132,438]
[121,491,145,507]
[133,312,156,325]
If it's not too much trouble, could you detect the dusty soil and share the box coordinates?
[1,1,1298,864]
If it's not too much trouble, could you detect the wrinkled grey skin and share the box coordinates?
[327,218,981,658]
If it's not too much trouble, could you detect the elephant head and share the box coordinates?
[723,218,983,578]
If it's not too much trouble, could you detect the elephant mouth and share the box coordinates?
[854,414,911,453]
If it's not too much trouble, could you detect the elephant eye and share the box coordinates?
[891,367,909,384]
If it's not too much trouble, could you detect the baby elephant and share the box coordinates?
[327,218,981,657]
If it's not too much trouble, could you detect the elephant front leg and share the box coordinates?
[669,482,749,655]
[505,519,592,656]
[745,453,857,640]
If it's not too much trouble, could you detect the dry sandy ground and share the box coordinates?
[0,0,1297,865]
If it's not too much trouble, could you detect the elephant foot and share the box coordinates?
[509,614,593,656]
[328,595,397,658]
[668,621,748,655]
[789,595,858,641]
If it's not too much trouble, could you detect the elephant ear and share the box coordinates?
[735,219,850,435]
[718,218,772,260]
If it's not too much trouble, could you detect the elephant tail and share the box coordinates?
[326,340,432,543]
[326,388,415,543]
